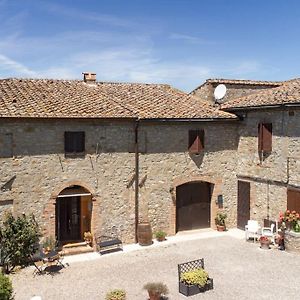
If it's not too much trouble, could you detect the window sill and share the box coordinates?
[64,152,86,159]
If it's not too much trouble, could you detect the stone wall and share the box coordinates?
[138,121,239,234]
[0,118,239,243]
[0,119,136,243]
[237,109,300,226]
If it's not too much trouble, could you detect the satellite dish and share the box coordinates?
[214,84,227,101]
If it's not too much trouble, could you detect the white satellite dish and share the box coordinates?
[214,84,227,101]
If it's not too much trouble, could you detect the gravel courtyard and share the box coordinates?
[11,231,300,300]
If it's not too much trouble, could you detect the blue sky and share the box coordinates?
[0,0,300,91]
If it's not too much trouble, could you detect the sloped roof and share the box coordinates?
[191,78,281,95]
[0,78,236,119]
[205,78,281,86]
[221,78,300,110]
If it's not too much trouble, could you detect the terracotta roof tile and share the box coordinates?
[221,78,300,110]
[205,78,282,86]
[0,79,236,119]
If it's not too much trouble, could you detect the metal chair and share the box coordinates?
[245,220,261,242]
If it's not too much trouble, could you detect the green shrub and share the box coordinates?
[0,272,13,300]
[143,282,168,295]
[154,230,167,240]
[0,212,40,273]
[215,211,227,226]
[105,289,126,300]
[180,268,209,287]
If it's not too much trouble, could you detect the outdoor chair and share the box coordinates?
[30,252,45,275]
[245,220,261,242]
[261,221,277,244]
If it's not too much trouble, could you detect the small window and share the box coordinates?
[188,130,204,154]
[258,123,272,152]
[64,131,85,157]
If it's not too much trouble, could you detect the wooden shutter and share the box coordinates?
[65,131,85,153]
[64,132,73,153]
[189,130,204,154]
[258,123,272,152]
[287,189,300,213]
[75,132,85,152]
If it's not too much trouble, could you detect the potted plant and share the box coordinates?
[143,282,168,300]
[215,211,227,231]
[179,268,213,296]
[105,289,126,300]
[259,236,271,250]
[84,231,93,246]
[154,230,167,242]
[42,236,56,253]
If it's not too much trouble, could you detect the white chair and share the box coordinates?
[261,221,277,244]
[245,220,261,242]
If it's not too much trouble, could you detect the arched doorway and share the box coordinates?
[176,181,212,232]
[55,185,92,243]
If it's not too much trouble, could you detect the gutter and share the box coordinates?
[223,102,300,112]
[138,117,239,123]
[134,119,139,243]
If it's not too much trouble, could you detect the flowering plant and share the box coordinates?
[259,236,270,243]
[279,210,300,232]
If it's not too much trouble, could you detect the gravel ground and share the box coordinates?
[11,235,300,300]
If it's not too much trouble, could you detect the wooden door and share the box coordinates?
[237,181,250,230]
[57,196,81,242]
[80,197,92,238]
[176,182,211,232]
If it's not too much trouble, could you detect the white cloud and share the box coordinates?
[0,54,36,77]
[169,33,214,45]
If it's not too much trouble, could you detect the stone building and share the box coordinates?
[1,73,300,246]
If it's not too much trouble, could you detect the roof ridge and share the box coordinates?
[0,77,170,87]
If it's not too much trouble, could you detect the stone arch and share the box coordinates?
[42,180,100,245]
[169,175,222,234]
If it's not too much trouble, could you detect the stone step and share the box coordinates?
[63,241,87,248]
[63,243,94,255]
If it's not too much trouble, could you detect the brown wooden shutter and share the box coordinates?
[258,123,272,152]
[287,189,300,213]
[65,131,85,153]
[258,123,263,151]
[262,123,272,152]
[64,132,72,153]
[189,130,204,154]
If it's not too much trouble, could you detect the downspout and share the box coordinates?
[134,119,139,243]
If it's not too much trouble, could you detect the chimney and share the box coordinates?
[82,72,96,84]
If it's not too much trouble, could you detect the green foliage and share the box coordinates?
[154,230,167,240]
[0,272,13,300]
[42,236,56,251]
[143,282,169,295]
[105,289,126,300]
[0,212,40,273]
[180,268,209,287]
[215,211,227,226]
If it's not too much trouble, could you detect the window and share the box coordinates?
[64,131,85,156]
[258,123,272,152]
[188,130,204,154]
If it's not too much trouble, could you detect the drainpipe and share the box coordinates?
[134,119,139,243]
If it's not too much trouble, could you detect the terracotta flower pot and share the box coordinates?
[216,225,225,231]
[260,240,270,250]
[148,292,160,300]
